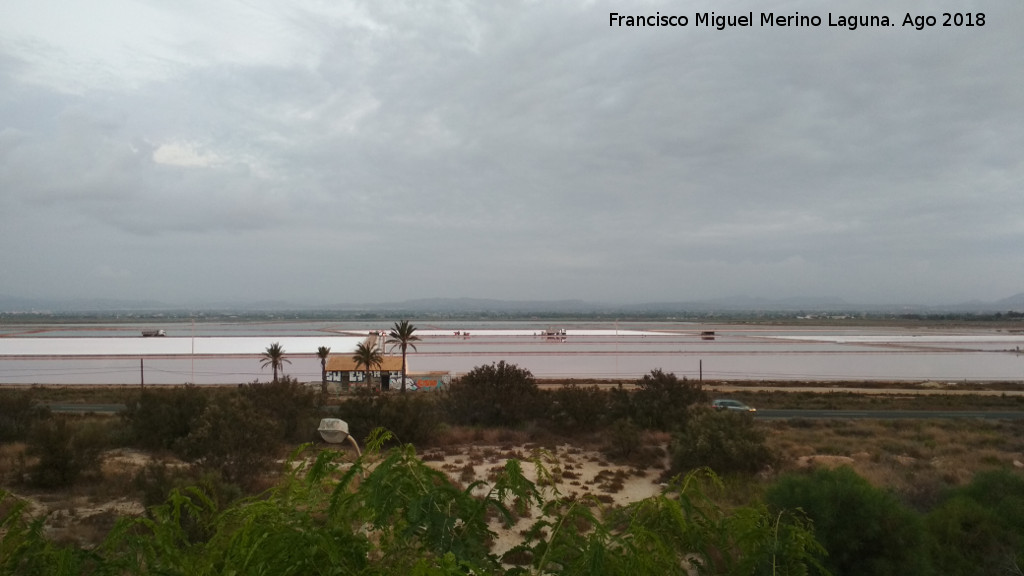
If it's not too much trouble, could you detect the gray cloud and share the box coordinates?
[1,0,1022,305]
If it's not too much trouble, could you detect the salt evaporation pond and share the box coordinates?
[0,321,1022,385]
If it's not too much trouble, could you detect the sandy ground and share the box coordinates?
[418,443,667,557]
[4,443,666,557]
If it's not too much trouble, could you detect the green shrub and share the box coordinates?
[512,469,826,576]
[25,416,109,488]
[926,469,1024,575]
[603,417,643,461]
[0,391,50,442]
[182,393,279,488]
[334,388,442,446]
[541,384,611,435]
[669,407,774,477]
[124,385,209,453]
[131,464,243,545]
[376,392,443,445]
[0,491,100,575]
[240,376,319,443]
[333,387,381,442]
[133,462,243,512]
[765,466,932,576]
[632,369,705,431]
[6,438,830,576]
[444,361,539,428]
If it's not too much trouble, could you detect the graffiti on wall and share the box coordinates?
[403,373,451,392]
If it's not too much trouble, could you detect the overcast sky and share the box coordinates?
[2,0,1021,307]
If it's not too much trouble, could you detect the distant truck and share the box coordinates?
[141,329,166,337]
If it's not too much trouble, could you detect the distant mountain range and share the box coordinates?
[1,293,1023,315]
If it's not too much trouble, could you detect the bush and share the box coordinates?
[124,385,209,453]
[669,407,774,476]
[540,384,610,435]
[603,418,642,461]
[25,416,109,488]
[444,361,539,428]
[926,469,1024,575]
[333,387,382,442]
[336,390,443,446]
[632,369,705,431]
[240,376,319,442]
[765,466,932,576]
[0,390,50,442]
[132,463,243,544]
[0,491,100,575]
[182,393,279,488]
[376,393,443,446]
[5,443,830,575]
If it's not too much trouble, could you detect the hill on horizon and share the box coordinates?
[2,293,1023,315]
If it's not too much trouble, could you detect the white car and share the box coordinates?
[711,399,756,412]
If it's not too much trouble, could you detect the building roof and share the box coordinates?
[326,355,405,372]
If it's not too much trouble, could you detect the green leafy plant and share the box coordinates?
[632,369,705,431]
[511,469,826,576]
[0,391,49,442]
[387,320,421,393]
[603,418,643,461]
[4,430,829,576]
[260,342,291,383]
[317,345,331,403]
[542,384,611,435]
[336,387,442,446]
[240,376,319,442]
[181,392,279,488]
[765,466,931,576]
[25,416,108,488]
[352,341,384,391]
[926,469,1024,576]
[445,361,539,428]
[670,407,775,477]
[123,385,209,452]
[0,491,100,576]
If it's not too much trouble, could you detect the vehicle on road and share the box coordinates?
[712,399,756,412]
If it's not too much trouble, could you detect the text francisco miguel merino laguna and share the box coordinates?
[609,11,985,30]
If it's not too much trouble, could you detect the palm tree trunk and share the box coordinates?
[320,359,328,403]
[401,347,408,393]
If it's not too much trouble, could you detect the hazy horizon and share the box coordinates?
[3,291,1023,314]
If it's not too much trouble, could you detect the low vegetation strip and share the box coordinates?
[2,364,1024,575]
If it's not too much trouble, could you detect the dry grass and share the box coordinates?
[431,425,536,448]
[0,442,27,480]
[1,447,150,547]
[765,418,1024,507]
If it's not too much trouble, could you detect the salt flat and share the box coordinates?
[0,336,366,357]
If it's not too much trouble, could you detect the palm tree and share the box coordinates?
[352,341,383,391]
[387,320,420,393]
[317,346,331,401]
[260,342,290,383]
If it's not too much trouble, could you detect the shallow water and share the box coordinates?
[0,321,1022,385]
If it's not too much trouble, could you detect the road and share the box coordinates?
[44,403,1024,421]
[46,403,128,414]
[754,409,1024,420]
